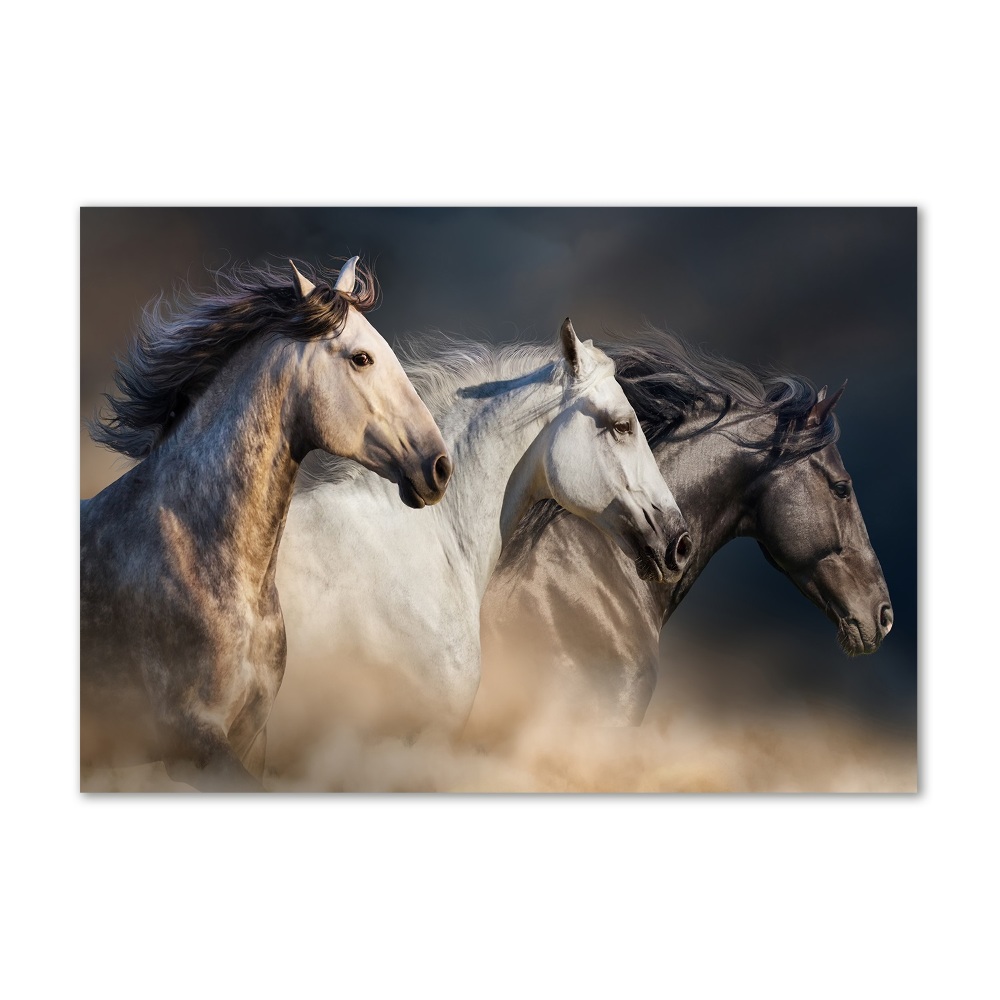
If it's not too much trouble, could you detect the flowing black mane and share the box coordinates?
[604,325,840,457]
[510,325,841,550]
[90,260,379,459]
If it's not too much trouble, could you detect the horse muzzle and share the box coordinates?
[834,601,894,656]
[397,450,453,509]
[629,510,692,585]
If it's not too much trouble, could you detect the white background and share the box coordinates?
[3,2,994,997]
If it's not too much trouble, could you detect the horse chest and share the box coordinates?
[219,600,285,711]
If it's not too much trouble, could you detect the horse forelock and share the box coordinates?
[566,348,617,400]
[89,259,379,461]
[765,379,842,460]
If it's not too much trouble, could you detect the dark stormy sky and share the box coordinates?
[80,207,916,730]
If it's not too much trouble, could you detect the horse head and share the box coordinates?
[289,257,452,508]
[752,385,893,655]
[531,318,692,584]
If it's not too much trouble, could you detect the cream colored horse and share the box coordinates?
[81,258,451,790]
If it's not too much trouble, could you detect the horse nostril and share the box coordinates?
[665,532,693,572]
[676,533,692,564]
[879,603,894,634]
[432,453,453,491]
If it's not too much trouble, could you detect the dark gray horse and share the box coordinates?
[476,327,893,727]
[81,258,452,790]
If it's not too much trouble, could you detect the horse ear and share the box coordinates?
[289,261,316,300]
[559,317,583,378]
[806,380,847,427]
[333,255,360,296]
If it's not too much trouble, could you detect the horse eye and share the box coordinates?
[613,420,633,435]
[351,352,373,368]
[833,481,852,499]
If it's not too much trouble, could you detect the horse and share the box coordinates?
[472,326,894,730]
[80,257,452,791]
[266,319,691,763]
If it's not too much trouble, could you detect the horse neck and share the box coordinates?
[654,405,776,619]
[154,339,302,594]
[438,370,564,598]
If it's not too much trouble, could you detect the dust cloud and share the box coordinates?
[81,628,916,794]
[80,429,915,795]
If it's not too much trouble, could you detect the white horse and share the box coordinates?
[269,319,692,757]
